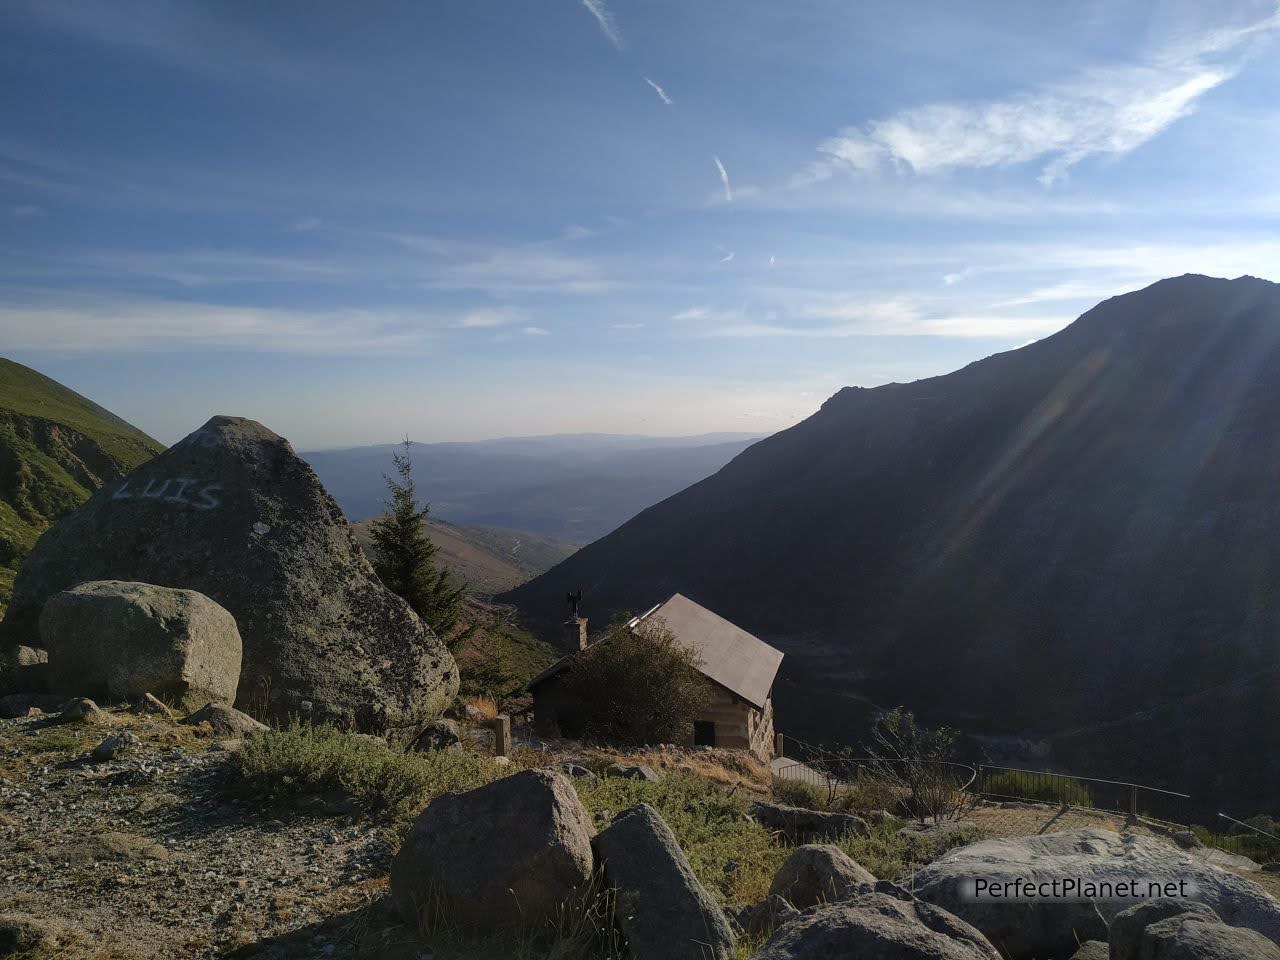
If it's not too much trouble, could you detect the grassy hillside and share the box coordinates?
[0,359,163,613]
[351,516,576,596]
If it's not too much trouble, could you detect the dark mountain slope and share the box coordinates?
[0,359,163,613]
[506,275,1280,813]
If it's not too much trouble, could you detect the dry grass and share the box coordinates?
[465,695,499,721]
[572,746,773,796]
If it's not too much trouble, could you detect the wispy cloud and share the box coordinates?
[456,307,525,329]
[0,299,436,354]
[644,77,672,105]
[712,154,733,202]
[581,0,624,50]
[813,5,1280,185]
[291,216,321,232]
[11,204,42,217]
[522,325,551,335]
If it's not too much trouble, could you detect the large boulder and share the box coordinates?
[752,891,1001,960]
[1135,912,1280,959]
[39,580,241,709]
[0,416,458,734]
[593,803,736,960]
[751,799,871,843]
[390,769,595,929]
[769,843,875,908]
[1109,898,1222,959]
[912,829,1280,959]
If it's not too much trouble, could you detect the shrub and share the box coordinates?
[838,819,988,886]
[772,777,826,810]
[575,773,785,904]
[228,721,506,817]
[560,618,711,748]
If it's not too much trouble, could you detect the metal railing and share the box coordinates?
[773,734,1276,854]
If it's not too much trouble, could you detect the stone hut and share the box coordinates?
[527,593,782,760]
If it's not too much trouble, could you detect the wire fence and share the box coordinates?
[771,734,1275,858]
[974,764,1191,829]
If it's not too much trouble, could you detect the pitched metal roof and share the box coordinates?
[631,593,783,710]
[527,593,784,710]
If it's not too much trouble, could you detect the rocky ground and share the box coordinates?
[0,707,391,959]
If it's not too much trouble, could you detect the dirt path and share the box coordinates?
[0,708,389,959]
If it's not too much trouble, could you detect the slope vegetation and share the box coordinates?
[506,275,1280,814]
[0,359,162,612]
[350,516,576,596]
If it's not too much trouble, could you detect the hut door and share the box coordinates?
[693,720,716,747]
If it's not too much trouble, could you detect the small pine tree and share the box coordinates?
[369,439,466,643]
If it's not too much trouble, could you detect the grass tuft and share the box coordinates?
[228,721,509,818]
[575,773,785,905]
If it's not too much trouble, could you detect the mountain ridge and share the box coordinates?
[0,359,164,613]
[505,274,1280,813]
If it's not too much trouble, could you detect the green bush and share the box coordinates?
[772,777,826,810]
[981,771,1093,807]
[228,721,506,817]
[838,820,987,885]
[575,773,785,904]
[561,618,711,748]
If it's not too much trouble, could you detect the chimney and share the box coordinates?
[566,616,588,651]
[564,589,587,650]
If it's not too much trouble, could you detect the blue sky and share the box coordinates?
[3,0,1279,448]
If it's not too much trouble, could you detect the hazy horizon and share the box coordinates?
[4,1,1280,448]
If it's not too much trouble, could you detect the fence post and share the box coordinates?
[775,733,784,759]
[1129,784,1138,821]
[494,714,511,758]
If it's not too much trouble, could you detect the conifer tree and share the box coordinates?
[369,439,465,643]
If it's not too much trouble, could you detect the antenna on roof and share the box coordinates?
[565,589,583,619]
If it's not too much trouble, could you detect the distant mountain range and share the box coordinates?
[303,432,763,544]
[0,359,163,613]
[506,275,1280,815]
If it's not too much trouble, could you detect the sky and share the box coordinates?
[2,0,1279,449]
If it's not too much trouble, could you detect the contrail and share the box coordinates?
[582,0,624,49]
[712,154,733,202]
[644,76,672,105]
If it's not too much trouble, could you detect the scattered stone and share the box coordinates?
[1068,941,1108,960]
[865,809,896,826]
[409,719,460,752]
[137,692,177,719]
[1109,898,1221,960]
[752,893,1000,960]
[40,580,243,710]
[0,692,66,718]
[390,769,595,928]
[182,702,268,738]
[491,755,511,767]
[1,415,459,734]
[593,803,735,960]
[1,645,49,693]
[558,760,596,779]
[605,763,660,781]
[92,730,141,761]
[728,894,801,938]
[750,800,871,843]
[1173,829,1201,849]
[57,697,105,724]
[768,843,875,908]
[912,829,1280,958]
